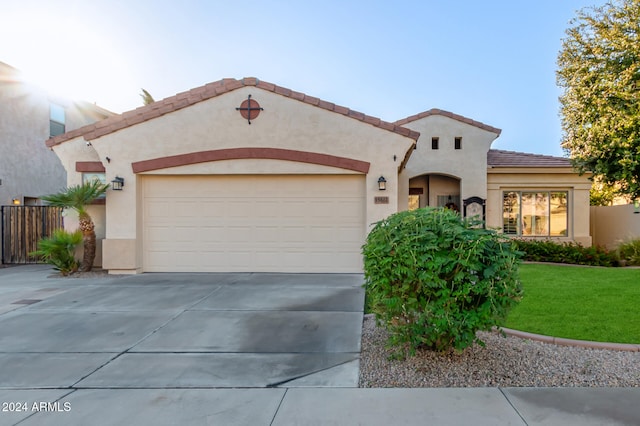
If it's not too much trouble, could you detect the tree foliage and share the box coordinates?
[362,208,522,356]
[557,0,640,199]
[31,229,82,276]
[589,177,632,205]
[140,88,155,106]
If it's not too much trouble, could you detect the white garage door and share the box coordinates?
[142,175,366,272]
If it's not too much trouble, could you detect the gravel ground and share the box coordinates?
[359,314,640,388]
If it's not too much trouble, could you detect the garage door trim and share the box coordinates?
[132,148,371,174]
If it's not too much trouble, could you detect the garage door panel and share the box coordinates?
[146,201,170,219]
[253,226,280,242]
[338,228,364,243]
[225,201,253,217]
[280,227,307,243]
[309,227,334,242]
[336,200,364,217]
[174,202,199,218]
[143,175,365,272]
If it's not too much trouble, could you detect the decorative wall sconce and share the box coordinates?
[378,176,387,191]
[12,198,20,205]
[111,176,125,191]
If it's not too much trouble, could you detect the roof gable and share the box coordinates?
[395,108,502,135]
[488,149,572,168]
[46,77,420,147]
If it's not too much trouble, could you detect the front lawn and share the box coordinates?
[503,264,640,344]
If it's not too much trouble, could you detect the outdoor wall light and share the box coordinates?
[378,176,387,191]
[12,198,20,205]
[634,199,639,214]
[111,176,125,191]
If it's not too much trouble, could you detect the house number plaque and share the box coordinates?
[374,196,389,204]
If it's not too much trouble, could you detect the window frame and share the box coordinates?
[454,137,462,150]
[502,190,569,237]
[82,173,107,199]
[50,103,66,137]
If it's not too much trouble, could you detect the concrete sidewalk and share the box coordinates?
[0,265,638,425]
[4,387,640,425]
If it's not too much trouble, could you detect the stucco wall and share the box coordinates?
[398,115,498,210]
[591,204,640,249]
[487,169,592,246]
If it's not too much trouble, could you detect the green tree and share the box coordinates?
[557,0,640,199]
[41,180,109,272]
[140,88,155,105]
[589,177,632,205]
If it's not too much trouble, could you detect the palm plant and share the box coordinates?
[41,180,109,272]
[31,229,82,276]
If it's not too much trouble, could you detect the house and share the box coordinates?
[0,61,113,206]
[45,77,592,274]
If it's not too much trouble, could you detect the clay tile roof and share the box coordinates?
[46,77,419,147]
[395,108,502,135]
[487,149,572,168]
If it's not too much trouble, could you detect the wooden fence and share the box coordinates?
[1,206,63,264]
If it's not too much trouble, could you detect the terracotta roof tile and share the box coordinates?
[303,95,321,106]
[348,110,365,120]
[242,77,259,86]
[487,149,572,168]
[318,99,335,110]
[364,115,380,126]
[256,80,276,91]
[333,104,349,115]
[274,85,291,96]
[45,77,419,147]
[395,108,502,135]
[290,90,305,101]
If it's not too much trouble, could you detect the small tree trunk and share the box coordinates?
[78,213,96,272]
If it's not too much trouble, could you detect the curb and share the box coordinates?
[499,327,640,352]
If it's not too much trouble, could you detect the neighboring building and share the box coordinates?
[0,61,113,206]
[46,77,592,274]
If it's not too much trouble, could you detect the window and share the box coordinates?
[83,173,107,198]
[503,191,568,236]
[408,195,420,211]
[50,103,66,137]
[454,137,462,150]
[431,137,439,150]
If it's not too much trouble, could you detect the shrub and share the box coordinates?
[512,239,617,267]
[617,239,640,266]
[362,208,522,356]
[31,229,82,276]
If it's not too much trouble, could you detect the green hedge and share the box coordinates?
[512,239,618,267]
[617,239,640,266]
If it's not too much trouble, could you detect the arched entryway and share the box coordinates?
[408,174,461,212]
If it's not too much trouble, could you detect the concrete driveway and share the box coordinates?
[0,265,364,394]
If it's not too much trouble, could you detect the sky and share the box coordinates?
[0,0,600,156]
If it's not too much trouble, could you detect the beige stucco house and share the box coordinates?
[46,77,592,274]
[0,61,113,206]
